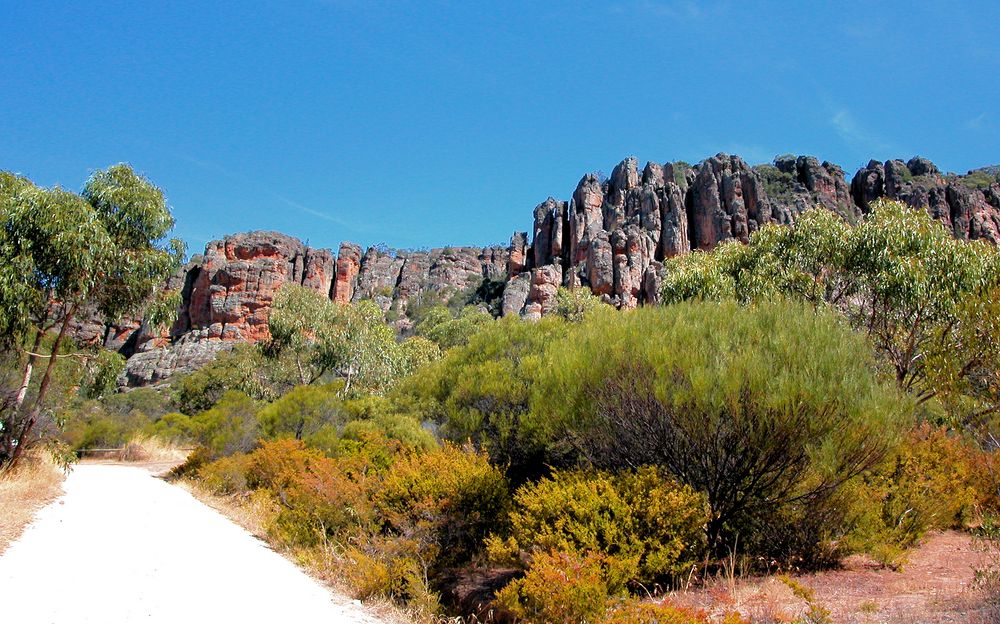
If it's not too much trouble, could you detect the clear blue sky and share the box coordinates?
[2,1,997,255]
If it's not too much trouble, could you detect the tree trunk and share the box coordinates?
[9,305,76,469]
[14,328,44,409]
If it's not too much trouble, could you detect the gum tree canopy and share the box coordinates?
[659,200,1000,422]
[0,164,183,469]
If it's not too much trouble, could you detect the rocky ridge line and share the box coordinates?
[82,153,998,386]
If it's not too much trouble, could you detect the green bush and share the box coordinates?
[489,467,707,588]
[340,413,436,452]
[842,423,982,566]
[257,383,344,440]
[398,315,568,482]
[530,301,905,559]
[414,304,493,349]
[172,345,267,414]
[553,287,604,322]
[198,452,253,495]
[188,390,259,459]
[659,201,1000,413]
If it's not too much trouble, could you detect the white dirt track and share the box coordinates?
[0,463,384,623]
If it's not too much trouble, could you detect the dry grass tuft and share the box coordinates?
[0,451,66,554]
[117,435,189,464]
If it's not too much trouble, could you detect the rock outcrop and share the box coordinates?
[851,158,1000,243]
[76,152,996,387]
[115,234,508,385]
[504,153,999,317]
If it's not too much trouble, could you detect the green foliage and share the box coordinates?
[81,350,126,399]
[144,288,182,332]
[399,315,569,481]
[268,286,428,393]
[150,411,197,443]
[171,345,270,414]
[187,391,259,459]
[0,164,182,469]
[414,304,493,349]
[672,161,691,187]
[465,276,507,318]
[754,163,798,202]
[531,301,904,556]
[340,413,436,452]
[659,200,1000,413]
[553,287,604,322]
[959,169,1000,190]
[396,335,441,374]
[842,424,982,567]
[257,383,344,440]
[80,164,185,322]
[490,467,708,587]
[59,386,173,450]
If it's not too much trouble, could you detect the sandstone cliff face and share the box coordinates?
[95,152,998,387]
[116,233,508,384]
[850,158,1000,243]
[503,153,999,316]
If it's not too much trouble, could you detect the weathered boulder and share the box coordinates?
[522,264,562,320]
[501,273,531,317]
[182,231,334,343]
[122,331,233,388]
[531,198,568,268]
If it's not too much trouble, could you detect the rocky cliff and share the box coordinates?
[95,152,998,386]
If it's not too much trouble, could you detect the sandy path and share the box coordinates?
[0,463,384,623]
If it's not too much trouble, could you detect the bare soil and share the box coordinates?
[672,531,992,623]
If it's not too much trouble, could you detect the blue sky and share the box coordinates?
[2,1,997,255]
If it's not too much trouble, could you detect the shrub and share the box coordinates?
[340,413,436,452]
[188,390,259,459]
[531,301,905,558]
[495,550,611,624]
[246,438,377,546]
[376,444,510,569]
[601,600,718,624]
[399,315,568,482]
[842,423,982,565]
[659,201,1000,413]
[198,453,253,495]
[415,305,494,350]
[553,287,604,322]
[257,383,344,440]
[491,467,707,588]
[150,411,197,443]
[172,345,265,414]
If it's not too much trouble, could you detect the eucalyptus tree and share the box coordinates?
[267,285,432,395]
[659,199,1000,415]
[0,164,182,469]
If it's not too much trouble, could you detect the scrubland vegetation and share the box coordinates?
[4,180,1000,622]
